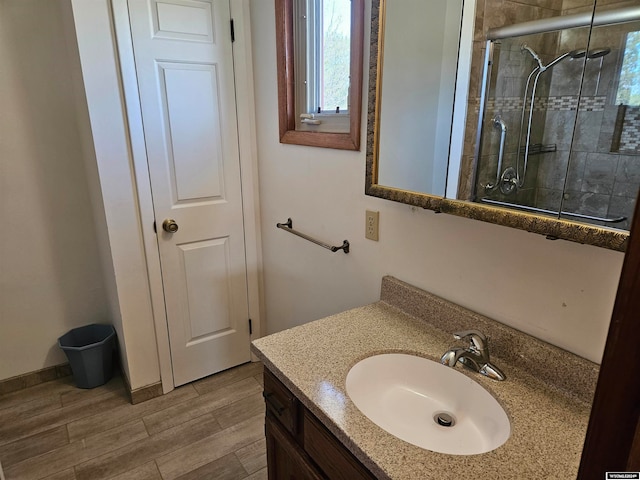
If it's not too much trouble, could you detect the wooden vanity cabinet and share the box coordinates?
[263,369,376,480]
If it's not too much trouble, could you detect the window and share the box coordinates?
[294,0,352,132]
[275,0,364,150]
[615,30,640,106]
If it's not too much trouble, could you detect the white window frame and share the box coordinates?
[293,0,350,133]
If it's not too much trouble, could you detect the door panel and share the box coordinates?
[162,63,224,201]
[179,237,232,340]
[152,0,213,42]
[128,0,250,386]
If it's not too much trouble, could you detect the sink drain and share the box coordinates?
[434,412,456,427]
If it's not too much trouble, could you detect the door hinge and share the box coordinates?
[248,318,253,335]
[153,221,157,233]
[230,19,235,43]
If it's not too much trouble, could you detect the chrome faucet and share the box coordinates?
[440,330,506,381]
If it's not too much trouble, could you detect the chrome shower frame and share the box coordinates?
[471,40,494,201]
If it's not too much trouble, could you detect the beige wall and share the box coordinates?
[0,0,109,380]
[0,0,164,390]
[251,0,624,364]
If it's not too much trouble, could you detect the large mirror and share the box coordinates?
[366,0,640,251]
[275,0,364,150]
[374,0,462,196]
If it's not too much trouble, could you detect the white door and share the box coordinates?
[127,0,250,386]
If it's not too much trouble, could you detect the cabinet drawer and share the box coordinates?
[303,410,375,480]
[263,369,299,436]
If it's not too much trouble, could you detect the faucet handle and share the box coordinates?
[453,330,488,352]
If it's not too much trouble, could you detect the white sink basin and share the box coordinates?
[345,353,510,455]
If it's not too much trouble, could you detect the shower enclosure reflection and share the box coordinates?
[472,5,640,230]
[366,0,634,250]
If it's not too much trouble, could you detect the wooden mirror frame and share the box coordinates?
[275,0,364,150]
[364,0,630,252]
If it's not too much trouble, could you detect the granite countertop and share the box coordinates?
[251,277,598,479]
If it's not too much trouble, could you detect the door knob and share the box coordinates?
[162,219,179,233]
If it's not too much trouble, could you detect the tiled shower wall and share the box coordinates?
[460,0,640,230]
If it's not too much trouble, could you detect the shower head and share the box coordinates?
[565,47,611,59]
[587,47,611,59]
[521,44,544,69]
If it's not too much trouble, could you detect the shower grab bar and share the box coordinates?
[276,218,350,253]
[487,5,640,40]
[486,116,507,191]
[480,198,626,224]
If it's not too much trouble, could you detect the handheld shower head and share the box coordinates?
[521,44,544,69]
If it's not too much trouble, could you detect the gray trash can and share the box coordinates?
[58,324,116,389]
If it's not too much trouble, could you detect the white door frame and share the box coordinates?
[111,0,265,393]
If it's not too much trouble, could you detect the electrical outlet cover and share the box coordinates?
[366,210,379,241]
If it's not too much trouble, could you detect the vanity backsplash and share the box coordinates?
[380,275,599,403]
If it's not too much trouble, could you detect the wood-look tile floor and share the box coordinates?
[0,362,267,480]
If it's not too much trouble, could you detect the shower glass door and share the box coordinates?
[559,6,640,230]
[475,28,591,216]
[473,2,640,231]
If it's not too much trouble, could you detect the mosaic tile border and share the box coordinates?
[620,106,640,152]
[474,95,606,113]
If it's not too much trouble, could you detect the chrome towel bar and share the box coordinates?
[276,218,350,254]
